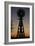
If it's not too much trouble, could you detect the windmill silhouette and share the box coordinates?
[17,8,25,38]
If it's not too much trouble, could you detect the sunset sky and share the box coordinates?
[11,7,30,37]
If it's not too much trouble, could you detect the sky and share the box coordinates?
[11,7,30,36]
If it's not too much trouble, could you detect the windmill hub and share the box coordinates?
[17,8,25,18]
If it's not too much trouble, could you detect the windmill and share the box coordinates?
[17,8,25,38]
